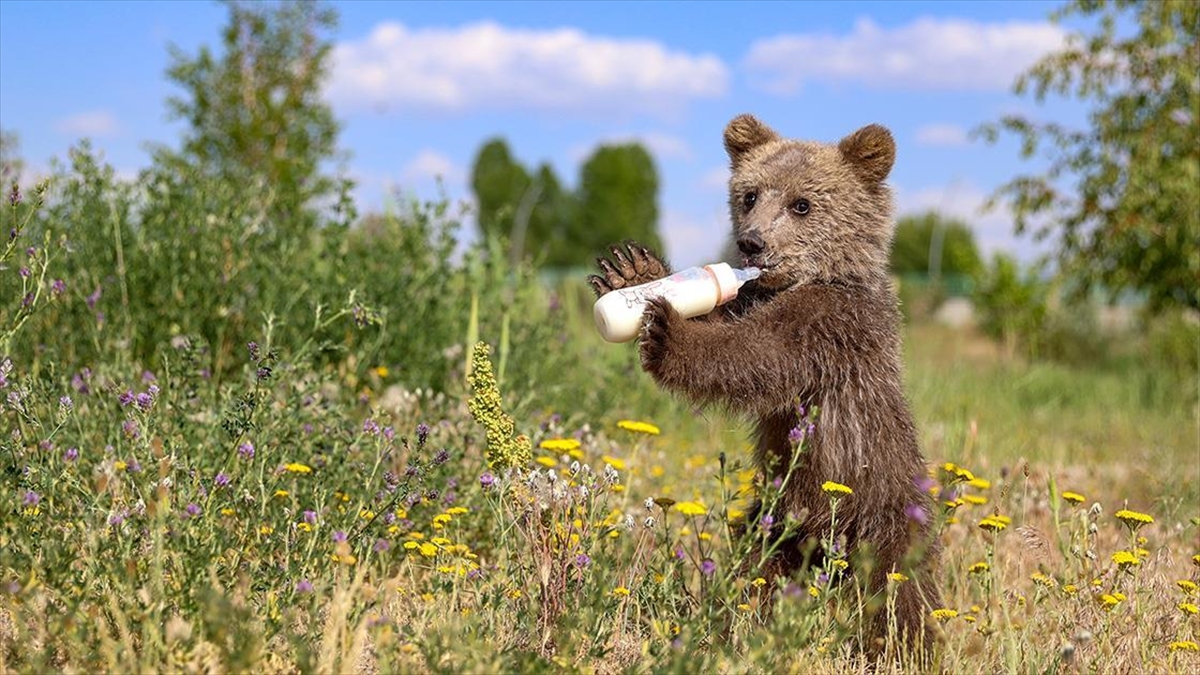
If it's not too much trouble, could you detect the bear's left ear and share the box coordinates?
[724,114,780,168]
[838,124,895,185]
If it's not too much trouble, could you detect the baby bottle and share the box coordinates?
[593,263,761,343]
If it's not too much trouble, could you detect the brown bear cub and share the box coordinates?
[589,114,942,654]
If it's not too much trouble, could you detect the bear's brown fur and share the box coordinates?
[589,114,942,655]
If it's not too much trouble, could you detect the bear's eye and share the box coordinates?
[791,198,811,216]
[741,191,757,211]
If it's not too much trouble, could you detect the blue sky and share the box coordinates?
[1,0,1086,267]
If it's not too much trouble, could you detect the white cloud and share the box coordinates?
[400,149,461,183]
[54,110,119,137]
[699,165,730,191]
[895,180,1048,261]
[915,123,969,147]
[569,131,693,165]
[329,21,729,116]
[660,209,729,268]
[745,17,1065,93]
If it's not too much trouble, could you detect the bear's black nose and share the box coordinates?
[737,231,765,256]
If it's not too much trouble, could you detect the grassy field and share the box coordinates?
[2,254,1197,674]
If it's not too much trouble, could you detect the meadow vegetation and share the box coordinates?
[1,160,1197,673]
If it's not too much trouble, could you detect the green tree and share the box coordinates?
[979,0,1199,311]
[161,0,350,235]
[891,211,983,279]
[471,138,532,245]
[578,144,662,257]
[972,253,1049,358]
[527,163,578,268]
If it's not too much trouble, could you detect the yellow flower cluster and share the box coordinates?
[617,419,660,435]
[821,481,853,497]
[674,501,707,517]
[1114,509,1154,527]
[466,342,531,470]
[1061,491,1085,505]
[978,516,1009,532]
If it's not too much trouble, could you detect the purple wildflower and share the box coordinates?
[18,267,29,279]
[574,553,592,568]
[71,368,91,394]
[914,474,937,494]
[21,292,33,307]
[51,279,66,296]
[479,472,496,489]
[416,423,430,445]
[127,458,142,473]
[238,441,255,459]
[141,370,156,383]
[59,395,72,410]
[86,286,101,310]
[9,184,20,206]
[118,390,135,406]
[760,513,776,528]
[383,426,395,442]
[256,367,270,381]
[214,472,231,488]
[373,538,390,553]
[904,503,930,525]
[303,510,318,525]
[122,419,139,439]
[22,490,39,506]
[433,449,449,465]
[25,246,34,258]
[332,530,347,543]
[108,511,126,526]
[135,392,153,410]
[700,559,717,577]
[295,579,314,593]
[247,341,260,362]
[788,425,806,445]
[64,447,79,462]
[184,503,202,518]
[362,418,380,435]
[674,547,687,561]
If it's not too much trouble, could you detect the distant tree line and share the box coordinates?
[470,139,661,269]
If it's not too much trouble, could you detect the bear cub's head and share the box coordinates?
[724,114,897,291]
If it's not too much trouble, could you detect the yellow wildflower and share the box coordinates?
[967,478,991,490]
[220,508,235,517]
[539,438,581,452]
[403,541,419,550]
[821,481,853,497]
[259,525,273,535]
[617,420,660,435]
[535,456,557,468]
[930,609,958,621]
[1193,554,1200,567]
[1099,594,1121,609]
[446,507,470,515]
[274,489,289,498]
[418,542,438,557]
[832,559,849,571]
[698,532,713,541]
[962,494,988,506]
[1112,550,1140,568]
[373,366,389,378]
[1112,592,1126,601]
[612,586,631,597]
[888,572,909,583]
[432,514,452,529]
[1170,641,1200,652]
[1180,602,1200,616]
[284,463,312,474]
[601,455,627,471]
[1178,580,1198,595]
[1061,491,1085,505]
[1031,572,1056,588]
[978,517,1007,533]
[296,522,313,533]
[751,577,767,588]
[1114,509,1154,528]
[114,460,128,471]
[737,603,752,612]
[808,586,820,598]
[1062,584,1078,595]
[674,501,707,517]
[430,537,451,546]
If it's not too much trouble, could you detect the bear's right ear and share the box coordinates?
[724,114,779,167]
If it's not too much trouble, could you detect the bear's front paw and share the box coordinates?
[587,241,671,298]
[639,296,679,376]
